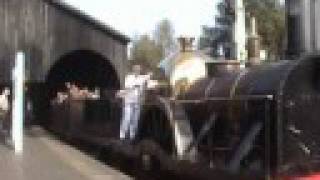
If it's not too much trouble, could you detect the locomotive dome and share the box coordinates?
[159,37,212,96]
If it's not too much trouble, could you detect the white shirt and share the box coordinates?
[123,74,151,104]
[0,94,9,111]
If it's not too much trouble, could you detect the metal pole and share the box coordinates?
[12,52,25,154]
[234,0,246,68]
[264,100,271,180]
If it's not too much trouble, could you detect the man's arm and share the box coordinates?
[116,90,125,98]
[144,72,158,89]
[146,72,153,80]
[116,75,133,98]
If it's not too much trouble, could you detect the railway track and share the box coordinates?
[64,135,260,180]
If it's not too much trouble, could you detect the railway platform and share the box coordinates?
[0,126,131,180]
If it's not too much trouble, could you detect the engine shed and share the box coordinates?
[0,0,130,124]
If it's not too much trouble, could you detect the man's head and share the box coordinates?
[132,65,142,75]
[57,91,63,97]
[65,82,71,89]
[70,84,78,90]
[3,87,10,96]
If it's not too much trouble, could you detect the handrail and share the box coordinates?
[168,95,274,104]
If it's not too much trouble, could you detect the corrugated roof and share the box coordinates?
[44,0,130,44]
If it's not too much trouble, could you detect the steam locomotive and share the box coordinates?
[46,52,320,179]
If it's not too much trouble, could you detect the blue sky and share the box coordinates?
[63,0,217,38]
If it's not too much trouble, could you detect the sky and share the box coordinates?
[63,0,217,39]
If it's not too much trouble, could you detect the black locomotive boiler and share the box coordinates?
[138,55,320,177]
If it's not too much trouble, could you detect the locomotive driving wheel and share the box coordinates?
[137,105,176,171]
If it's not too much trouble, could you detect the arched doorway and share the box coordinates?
[46,50,120,98]
[41,50,122,137]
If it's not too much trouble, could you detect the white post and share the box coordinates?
[12,52,25,154]
[251,16,257,36]
[234,0,246,68]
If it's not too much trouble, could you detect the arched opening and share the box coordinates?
[46,50,120,98]
[42,50,122,137]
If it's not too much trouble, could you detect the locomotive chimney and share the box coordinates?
[178,37,195,52]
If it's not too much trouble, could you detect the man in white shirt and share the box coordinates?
[117,65,152,140]
[0,88,10,131]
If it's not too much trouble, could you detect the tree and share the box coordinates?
[130,19,176,73]
[154,19,176,57]
[244,0,285,60]
[199,1,234,58]
[130,34,163,72]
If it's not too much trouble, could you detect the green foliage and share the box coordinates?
[244,0,285,59]
[130,19,175,72]
[130,35,163,71]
